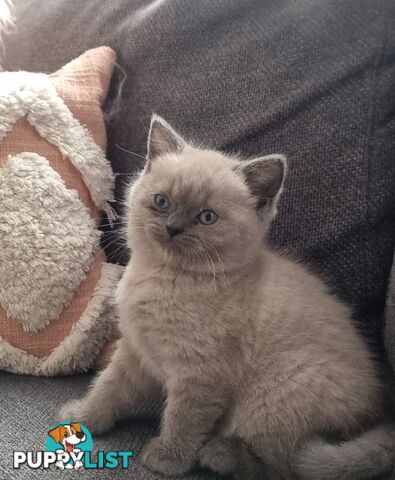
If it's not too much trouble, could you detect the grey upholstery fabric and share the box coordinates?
[4,0,395,354]
[386,255,395,372]
[0,371,225,479]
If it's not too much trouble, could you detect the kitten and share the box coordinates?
[59,115,395,479]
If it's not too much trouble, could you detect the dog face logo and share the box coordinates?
[48,423,86,453]
[46,422,90,470]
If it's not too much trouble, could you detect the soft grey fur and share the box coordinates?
[59,116,394,479]
[295,425,395,480]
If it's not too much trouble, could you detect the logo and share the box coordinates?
[13,421,133,470]
[46,422,93,470]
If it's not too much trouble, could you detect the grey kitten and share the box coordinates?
[59,115,395,479]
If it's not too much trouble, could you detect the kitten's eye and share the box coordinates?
[198,210,219,225]
[154,194,170,209]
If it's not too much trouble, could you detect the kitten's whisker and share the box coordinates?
[101,228,127,238]
[100,235,127,251]
[205,245,228,288]
[107,243,128,262]
[99,222,128,228]
[200,249,217,292]
[115,143,147,160]
[218,200,244,210]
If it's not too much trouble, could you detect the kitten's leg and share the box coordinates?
[199,437,239,474]
[246,433,296,480]
[199,436,266,480]
[141,378,227,476]
[58,340,160,434]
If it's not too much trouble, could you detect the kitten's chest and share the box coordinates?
[118,270,211,377]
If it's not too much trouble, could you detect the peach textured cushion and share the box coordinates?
[0,47,122,375]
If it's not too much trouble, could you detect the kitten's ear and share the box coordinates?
[237,154,287,208]
[236,154,287,229]
[146,115,186,166]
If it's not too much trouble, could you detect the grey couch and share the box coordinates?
[1,1,395,479]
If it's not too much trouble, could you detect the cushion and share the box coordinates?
[0,46,123,376]
[3,0,395,358]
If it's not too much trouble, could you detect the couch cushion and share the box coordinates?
[0,47,123,375]
[3,0,395,354]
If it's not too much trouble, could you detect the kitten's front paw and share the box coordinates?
[57,399,113,435]
[58,399,84,423]
[199,438,237,474]
[141,437,194,476]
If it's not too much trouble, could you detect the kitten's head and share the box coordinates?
[126,115,286,272]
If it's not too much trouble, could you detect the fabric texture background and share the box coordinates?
[386,256,395,371]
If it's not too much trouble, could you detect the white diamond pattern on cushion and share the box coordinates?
[0,152,99,332]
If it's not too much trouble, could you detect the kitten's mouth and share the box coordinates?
[150,227,193,254]
[153,233,188,255]
[153,230,181,246]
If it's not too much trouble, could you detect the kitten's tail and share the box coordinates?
[294,424,395,480]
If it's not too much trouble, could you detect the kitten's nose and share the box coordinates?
[166,224,184,238]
